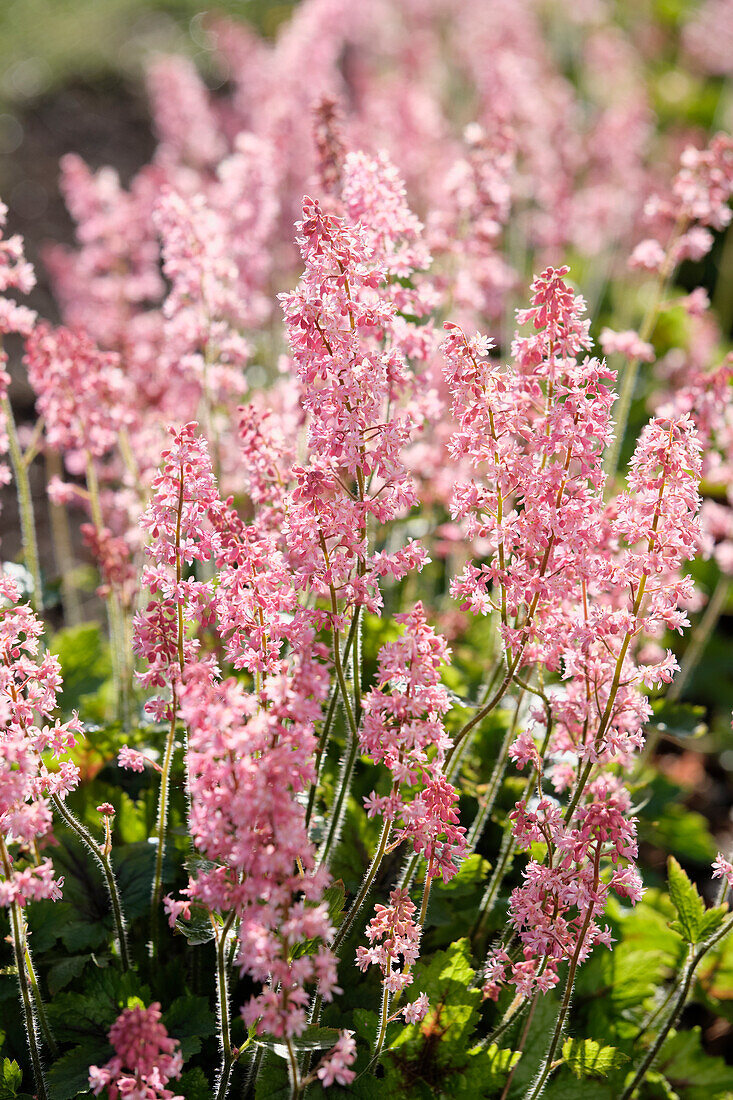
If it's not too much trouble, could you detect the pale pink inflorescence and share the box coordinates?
[360,603,465,882]
[439,268,703,1000]
[88,1002,184,1100]
[0,574,81,907]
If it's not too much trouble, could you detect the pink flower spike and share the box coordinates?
[403,992,430,1024]
[712,853,733,893]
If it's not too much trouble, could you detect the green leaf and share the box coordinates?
[47,955,93,997]
[46,969,149,1044]
[658,1027,733,1100]
[562,1038,628,1079]
[0,1059,22,1100]
[254,1054,289,1099]
[173,904,217,945]
[667,857,705,943]
[543,1076,615,1100]
[452,1044,520,1097]
[253,1026,341,1060]
[698,904,729,941]
[325,879,346,927]
[502,993,560,1097]
[177,1068,212,1100]
[163,996,216,1060]
[390,938,481,1055]
[47,1042,107,1100]
[353,1008,379,1042]
[50,623,111,718]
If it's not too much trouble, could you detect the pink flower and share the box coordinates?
[316,1031,357,1087]
[24,323,134,458]
[600,328,655,363]
[629,238,665,271]
[712,852,733,893]
[403,992,430,1024]
[88,1002,183,1100]
[0,574,81,907]
[118,747,149,773]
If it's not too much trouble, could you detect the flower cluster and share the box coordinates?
[88,1002,183,1100]
[360,603,465,881]
[356,888,423,995]
[0,573,81,908]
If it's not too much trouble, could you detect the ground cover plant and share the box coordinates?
[1,1,733,1097]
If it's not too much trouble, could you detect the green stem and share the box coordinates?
[446,651,524,770]
[620,916,733,1100]
[305,613,359,835]
[2,395,42,611]
[604,223,684,484]
[51,794,130,970]
[24,944,58,1057]
[151,700,178,957]
[526,846,602,1100]
[500,988,540,1100]
[45,449,82,625]
[332,818,392,955]
[371,980,392,1069]
[467,708,520,851]
[474,828,516,938]
[85,453,130,726]
[214,912,237,1100]
[308,818,393,1048]
[317,733,358,868]
[1,839,47,1099]
[152,460,187,954]
[286,1037,302,1099]
[316,604,361,867]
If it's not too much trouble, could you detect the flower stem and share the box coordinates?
[317,592,361,867]
[305,612,359,835]
[1,838,47,1099]
[286,1037,302,1099]
[604,222,685,484]
[151,696,178,957]
[371,981,392,1068]
[85,453,131,726]
[45,449,82,625]
[2,395,42,611]
[332,818,392,955]
[620,915,733,1100]
[51,794,130,970]
[24,944,58,1057]
[526,845,602,1100]
[214,911,237,1100]
[308,818,393,1044]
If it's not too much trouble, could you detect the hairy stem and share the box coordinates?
[306,612,359,836]
[620,915,733,1100]
[2,395,42,611]
[214,911,237,1100]
[51,794,130,970]
[24,943,58,1057]
[45,448,82,625]
[526,845,602,1100]
[85,453,130,726]
[1,838,47,1099]
[151,695,178,956]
